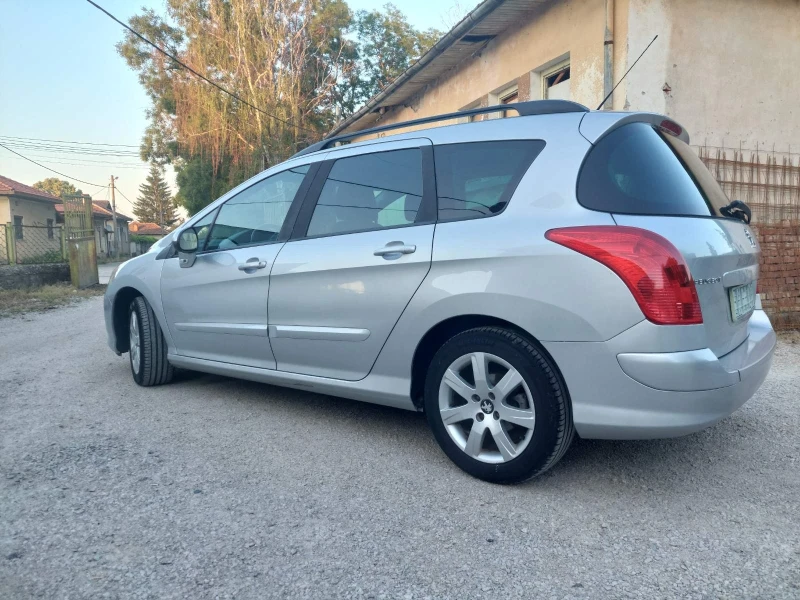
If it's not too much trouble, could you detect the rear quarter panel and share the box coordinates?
[369,116,646,383]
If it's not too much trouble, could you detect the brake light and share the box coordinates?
[660,120,683,137]
[545,226,703,325]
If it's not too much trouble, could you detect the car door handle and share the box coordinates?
[238,260,267,271]
[374,242,416,257]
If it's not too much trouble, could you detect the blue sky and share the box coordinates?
[0,0,463,215]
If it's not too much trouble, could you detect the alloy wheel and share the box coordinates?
[129,311,141,374]
[438,351,535,464]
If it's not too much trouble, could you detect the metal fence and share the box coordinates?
[1,223,66,265]
[697,145,800,225]
[695,144,800,329]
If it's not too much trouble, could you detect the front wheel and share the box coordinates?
[424,327,574,484]
[129,296,174,386]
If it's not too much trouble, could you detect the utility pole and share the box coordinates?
[110,175,119,259]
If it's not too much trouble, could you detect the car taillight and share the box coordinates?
[545,226,703,325]
[659,119,683,137]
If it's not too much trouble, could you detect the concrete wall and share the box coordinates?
[624,0,800,151]
[0,196,11,223]
[347,0,798,153]
[5,196,58,226]
[370,0,612,129]
[0,263,70,290]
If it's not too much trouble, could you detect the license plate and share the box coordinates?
[729,281,756,322]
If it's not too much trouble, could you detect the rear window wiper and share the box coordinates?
[719,200,752,224]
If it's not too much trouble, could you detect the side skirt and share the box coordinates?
[167,354,416,411]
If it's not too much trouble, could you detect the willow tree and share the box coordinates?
[119,0,351,212]
[167,0,351,168]
[119,1,441,215]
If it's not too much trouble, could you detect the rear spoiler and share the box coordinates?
[579,112,690,145]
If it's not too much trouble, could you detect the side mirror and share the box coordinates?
[177,229,199,252]
[175,229,199,268]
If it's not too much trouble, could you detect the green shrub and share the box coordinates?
[130,234,160,244]
[19,250,65,265]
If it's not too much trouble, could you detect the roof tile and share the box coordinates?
[0,175,61,203]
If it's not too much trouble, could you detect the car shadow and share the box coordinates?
[170,368,754,493]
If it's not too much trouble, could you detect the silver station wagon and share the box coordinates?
[105,100,776,483]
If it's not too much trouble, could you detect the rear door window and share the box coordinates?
[577,122,729,217]
[434,141,545,222]
[306,149,423,237]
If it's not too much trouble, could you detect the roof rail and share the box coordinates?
[292,99,589,159]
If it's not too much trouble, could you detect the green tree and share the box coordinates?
[134,164,178,228]
[33,178,82,198]
[117,1,351,175]
[118,1,441,215]
[336,4,441,115]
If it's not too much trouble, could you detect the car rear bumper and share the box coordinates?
[543,310,776,439]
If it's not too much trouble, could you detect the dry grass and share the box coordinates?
[0,283,105,318]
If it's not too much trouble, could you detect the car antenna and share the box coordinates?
[596,34,659,110]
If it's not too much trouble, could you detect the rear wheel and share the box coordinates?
[129,296,174,386]
[424,327,574,483]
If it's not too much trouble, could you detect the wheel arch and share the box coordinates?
[409,314,569,410]
[111,286,144,353]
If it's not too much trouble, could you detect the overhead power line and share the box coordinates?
[3,155,148,170]
[114,187,134,206]
[12,154,149,167]
[85,0,317,135]
[0,134,139,148]
[0,140,140,157]
[0,142,106,187]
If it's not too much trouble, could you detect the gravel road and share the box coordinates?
[1,297,799,599]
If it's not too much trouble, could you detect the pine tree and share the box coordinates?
[134,164,178,228]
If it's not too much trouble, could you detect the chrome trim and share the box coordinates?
[268,325,371,342]
[722,264,758,288]
[174,323,268,337]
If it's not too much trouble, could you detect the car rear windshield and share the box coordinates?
[577,122,731,217]
[434,140,545,222]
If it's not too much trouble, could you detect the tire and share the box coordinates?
[424,326,574,484]
[128,296,174,387]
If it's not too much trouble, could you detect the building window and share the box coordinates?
[500,89,518,104]
[47,218,54,239]
[499,87,519,118]
[543,61,570,100]
[14,216,23,240]
[457,100,482,124]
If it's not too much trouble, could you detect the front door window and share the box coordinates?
[205,165,309,251]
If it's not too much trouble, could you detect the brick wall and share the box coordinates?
[698,146,800,330]
[753,223,800,330]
